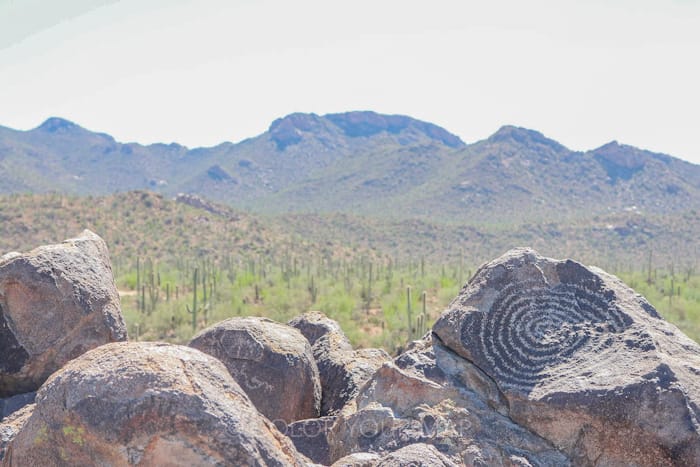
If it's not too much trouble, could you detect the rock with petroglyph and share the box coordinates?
[1,342,308,466]
[289,311,390,416]
[189,316,321,423]
[433,248,700,466]
[0,230,126,397]
[327,335,569,465]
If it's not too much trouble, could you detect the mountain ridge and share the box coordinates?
[0,111,697,226]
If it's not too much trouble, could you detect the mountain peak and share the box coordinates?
[267,111,465,150]
[34,117,81,133]
[268,113,325,150]
[487,125,567,151]
[325,111,464,148]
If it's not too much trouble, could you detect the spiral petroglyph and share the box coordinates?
[434,248,700,465]
[470,279,632,392]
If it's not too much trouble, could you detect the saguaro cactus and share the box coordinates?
[406,286,413,339]
[186,267,199,332]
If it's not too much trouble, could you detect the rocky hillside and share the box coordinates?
[1,191,697,270]
[1,112,698,225]
[3,235,700,465]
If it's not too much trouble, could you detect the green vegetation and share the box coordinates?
[118,254,465,352]
[619,268,700,343]
[1,191,698,352]
[116,254,700,353]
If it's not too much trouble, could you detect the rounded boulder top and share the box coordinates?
[189,316,321,424]
[0,230,126,398]
[2,341,308,466]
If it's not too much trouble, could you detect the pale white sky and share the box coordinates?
[0,0,699,163]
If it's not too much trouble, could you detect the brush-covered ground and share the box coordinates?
[1,191,697,353]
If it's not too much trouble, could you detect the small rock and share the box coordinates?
[290,312,390,415]
[0,404,33,462]
[331,452,381,467]
[0,230,126,397]
[2,342,308,466]
[375,443,459,467]
[189,316,321,423]
[0,392,35,421]
[282,416,337,465]
[289,311,351,348]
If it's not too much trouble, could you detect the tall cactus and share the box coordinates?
[186,267,199,332]
[418,290,428,337]
[308,275,318,304]
[406,286,413,340]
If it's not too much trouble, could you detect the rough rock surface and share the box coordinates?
[290,312,390,415]
[289,311,350,348]
[2,342,308,466]
[0,230,127,397]
[327,335,569,465]
[433,248,700,466]
[0,404,32,462]
[331,452,380,467]
[374,443,460,466]
[331,444,458,466]
[282,415,337,465]
[0,392,35,420]
[189,316,321,423]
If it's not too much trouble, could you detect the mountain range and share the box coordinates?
[2,111,698,226]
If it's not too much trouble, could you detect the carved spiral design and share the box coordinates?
[477,280,629,391]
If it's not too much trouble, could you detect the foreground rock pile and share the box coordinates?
[2,235,700,466]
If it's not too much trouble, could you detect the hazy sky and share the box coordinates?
[1,0,699,163]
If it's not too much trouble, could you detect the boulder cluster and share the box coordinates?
[2,234,700,466]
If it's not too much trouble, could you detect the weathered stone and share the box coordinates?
[0,404,32,462]
[290,312,390,416]
[328,336,569,466]
[189,316,321,423]
[289,311,352,349]
[331,452,380,467]
[0,230,127,397]
[375,443,459,466]
[2,342,308,466]
[331,452,381,467]
[433,248,700,466]
[0,392,35,421]
[282,415,337,465]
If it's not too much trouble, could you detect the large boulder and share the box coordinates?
[189,316,321,423]
[290,312,390,415]
[327,335,569,465]
[433,248,700,465]
[2,342,308,466]
[0,230,126,397]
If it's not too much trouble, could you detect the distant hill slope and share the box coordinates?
[0,111,698,225]
[0,191,696,272]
